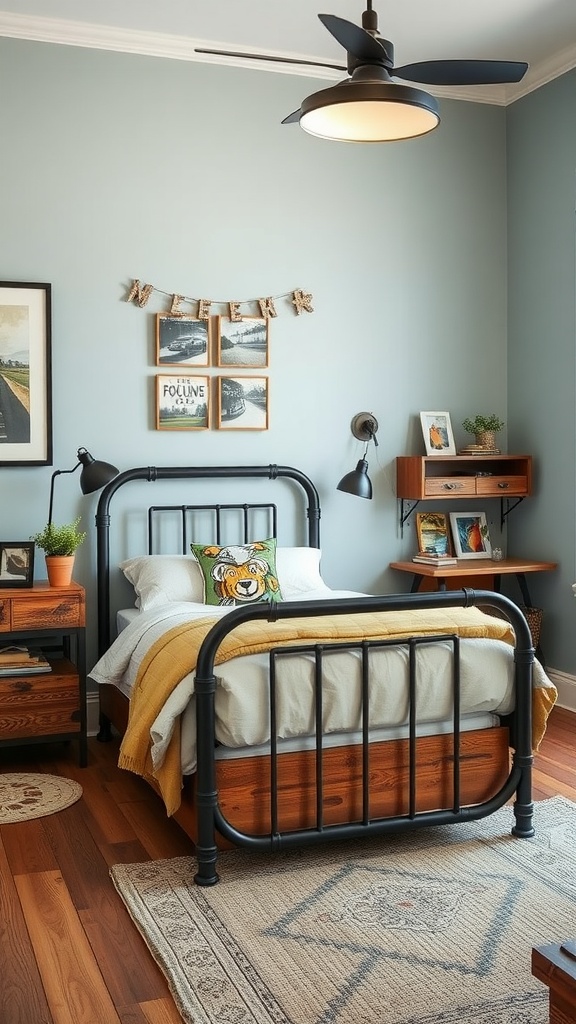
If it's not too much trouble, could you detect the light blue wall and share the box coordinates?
[506,71,576,673]
[0,38,511,669]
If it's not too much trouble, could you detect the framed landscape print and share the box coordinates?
[0,281,52,466]
[420,411,456,456]
[449,511,492,559]
[217,376,269,430]
[216,316,269,368]
[415,512,451,555]
[156,315,210,367]
[156,374,209,430]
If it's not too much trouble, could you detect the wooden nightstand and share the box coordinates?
[0,581,87,766]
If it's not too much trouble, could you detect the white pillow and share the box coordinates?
[120,555,205,610]
[120,547,329,610]
[275,547,330,598]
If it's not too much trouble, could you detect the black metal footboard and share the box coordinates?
[193,588,535,885]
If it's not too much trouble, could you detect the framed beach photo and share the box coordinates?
[0,541,35,587]
[217,376,269,430]
[216,316,269,368]
[155,375,210,430]
[449,511,492,559]
[0,281,52,466]
[156,315,211,367]
[420,411,456,456]
[415,512,451,555]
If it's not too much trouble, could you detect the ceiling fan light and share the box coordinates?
[299,81,440,142]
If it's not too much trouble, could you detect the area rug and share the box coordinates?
[111,797,576,1024]
[0,773,82,823]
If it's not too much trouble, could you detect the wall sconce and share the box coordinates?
[48,447,119,526]
[336,412,379,499]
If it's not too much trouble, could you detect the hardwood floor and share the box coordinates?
[0,705,574,1024]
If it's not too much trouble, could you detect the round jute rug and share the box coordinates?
[0,773,83,823]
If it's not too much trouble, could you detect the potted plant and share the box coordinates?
[461,414,505,450]
[31,517,86,587]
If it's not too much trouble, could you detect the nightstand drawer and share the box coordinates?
[0,660,80,739]
[425,477,476,496]
[10,595,82,630]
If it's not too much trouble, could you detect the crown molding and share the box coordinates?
[1,11,575,106]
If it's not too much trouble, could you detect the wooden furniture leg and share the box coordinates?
[532,940,576,1023]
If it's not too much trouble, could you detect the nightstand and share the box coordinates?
[0,581,87,766]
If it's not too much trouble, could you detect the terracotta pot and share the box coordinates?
[45,555,75,587]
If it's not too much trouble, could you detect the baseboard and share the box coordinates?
[546,668,576,713]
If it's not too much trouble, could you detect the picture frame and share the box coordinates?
[0,282,52,466]
[415,511,452,555]
[420,411,456,456]
[449,511,492,559]
[216,316,269,368]
[217,375,269,430]
[155,374,210,430]
[156,315,211,367]
[0,541,35,587]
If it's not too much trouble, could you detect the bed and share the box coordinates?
[90,463,557,885]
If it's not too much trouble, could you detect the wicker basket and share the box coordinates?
[520,606,543,650]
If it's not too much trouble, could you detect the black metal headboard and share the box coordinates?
[95,464,321,657]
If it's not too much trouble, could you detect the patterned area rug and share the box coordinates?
[0,773,82,823]
[111,797,576,1024]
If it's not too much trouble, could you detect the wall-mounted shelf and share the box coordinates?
[396,454,533,534]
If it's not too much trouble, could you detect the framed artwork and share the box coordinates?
[0,282,52,466]
[0,541,35,587]
[415,512,451,555]
[156,375,209,430]
[156,315,211,367]
[420,411,456,456]
[217,376,269,430]
[216,316,269,368]
[449,511,492,559]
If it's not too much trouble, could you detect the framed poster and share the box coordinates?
[0,541,35,587]
[415,512,451,555]
[156,315,211,367]
[0,282,52,466]
[217,376,269,430]
[419,411,456,456]
[156,374,210,430]
[449,511,492,559]
[216,317,269,368]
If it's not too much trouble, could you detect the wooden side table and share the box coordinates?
[532,940,576,1023]
[389,557,557,606]
[0,581,87,766]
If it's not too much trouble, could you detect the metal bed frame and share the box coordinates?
[95,464,535,886]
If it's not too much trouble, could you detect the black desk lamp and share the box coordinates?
[48,447,119,526]
[337,412,379,500]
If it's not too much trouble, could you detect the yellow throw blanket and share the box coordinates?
[118,605,556,815]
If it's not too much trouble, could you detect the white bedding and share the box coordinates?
[90,590,554,777]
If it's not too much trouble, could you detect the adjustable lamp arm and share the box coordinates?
[47,462,81,527]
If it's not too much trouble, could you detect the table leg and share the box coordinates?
[516,572,533,606]
[410,575,422,593]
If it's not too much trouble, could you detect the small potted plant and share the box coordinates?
[461,414,505,450]
[31,517,86,587]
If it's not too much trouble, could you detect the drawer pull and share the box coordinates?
[498,481,510,489]
[442,482,463,490]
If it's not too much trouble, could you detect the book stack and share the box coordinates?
[412,553,458,565]
[0,645,52,676]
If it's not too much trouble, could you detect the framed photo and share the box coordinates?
[156,315,211,367]
[0,282,52,466]
[0,541,35,587]
[415,512,451,555]
[217,376,269,430]
[156,375,209,430]
[449,511,492,559]
[420,411,456,456]
[216,316,269,368]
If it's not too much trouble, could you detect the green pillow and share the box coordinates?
[190,538,283,606]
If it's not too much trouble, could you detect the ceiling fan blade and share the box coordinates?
[318,14,389,64]
[393,59,529,87]
[194,47,346,72]
[281,108,302,124]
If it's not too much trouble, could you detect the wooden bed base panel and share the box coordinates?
[99,685,510,846]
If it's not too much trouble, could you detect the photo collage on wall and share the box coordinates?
[155,314,270,431]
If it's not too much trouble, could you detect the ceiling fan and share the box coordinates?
[195,2,529,143]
